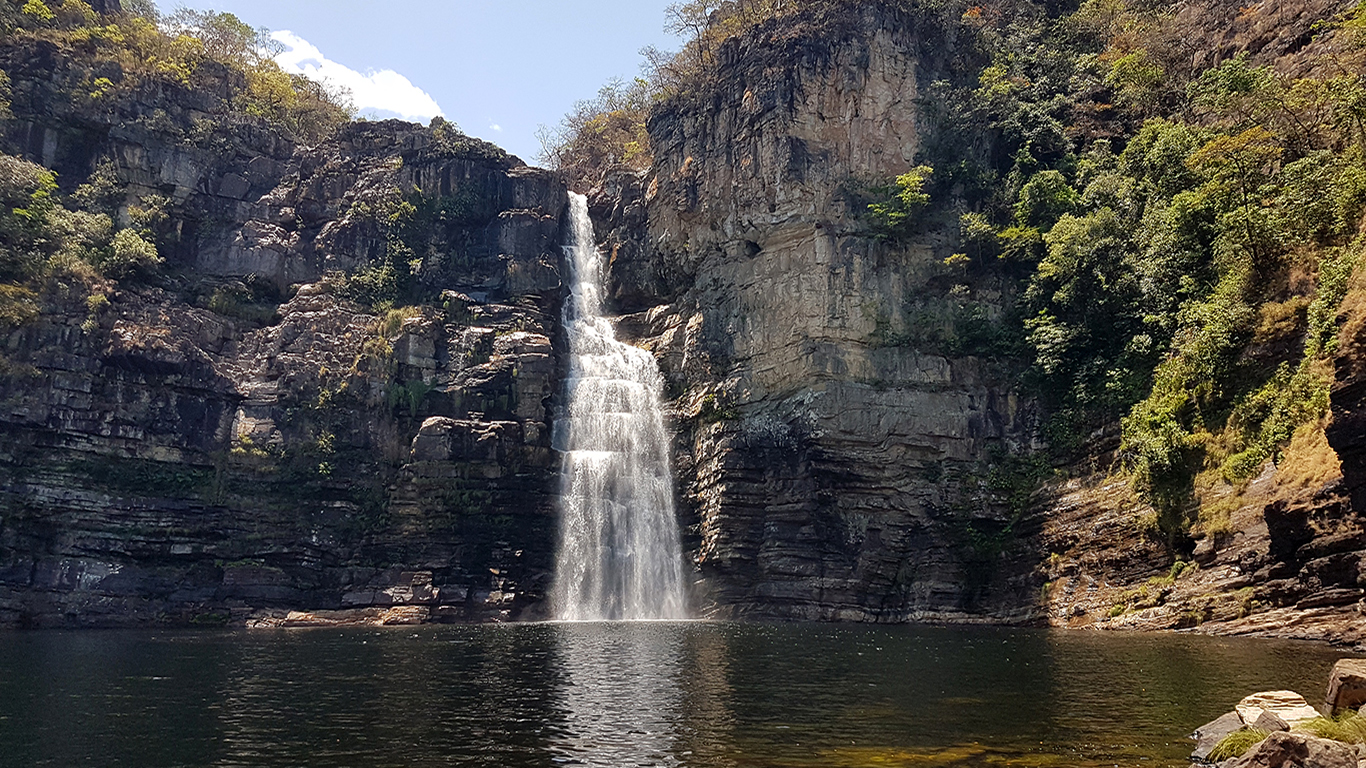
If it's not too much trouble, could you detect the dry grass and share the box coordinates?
[374,306,422,338]
[1208,729,1269,761]
[1334,261,1366,348]
[1253,296,1310,344]
[1276,417,1342,489]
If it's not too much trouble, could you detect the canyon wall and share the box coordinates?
[2,0,1364,639]
[591,0,1366,640]
[593,4,1042,622]
[0,32,568,626]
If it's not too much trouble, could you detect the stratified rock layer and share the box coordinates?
[593,3,1039,621]
[0,37,568,626]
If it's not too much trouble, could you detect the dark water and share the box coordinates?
[0,622,1353,768]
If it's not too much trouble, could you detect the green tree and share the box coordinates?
[1015,170,1078,229]
[867,165,934,241]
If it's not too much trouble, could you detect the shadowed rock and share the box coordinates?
[1225,731,1357,768]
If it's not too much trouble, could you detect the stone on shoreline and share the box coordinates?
[245,606,431,628]
[1191,711,1245,762]
[1224,731,1357,768]
[1250,710,1290,733]
[1324,659,1366,715]
[1235,691,1321,727]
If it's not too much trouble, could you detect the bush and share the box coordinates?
[867,165,934,241]
[1015,171,1078,229]
[537,79,651,191]
[102,228,160,277]
[0,283,39,330]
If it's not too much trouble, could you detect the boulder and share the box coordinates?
[1191,711,1246,762]
[1236,691,1321,727]
[1324,658,1366,714]
[1226,731,1357,768]
[1251,710,1290,733]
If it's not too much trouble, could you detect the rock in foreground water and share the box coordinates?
[1325,659,1366,714]
[1191,711,1245,762]
[1225,731,1357,768]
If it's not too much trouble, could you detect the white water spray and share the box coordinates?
[550,193,688,622]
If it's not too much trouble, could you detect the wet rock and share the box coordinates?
[1225,731,1357,768]
[1191,711,1245,762]
[1235,691,1321,727]
[1325,658,1366,714]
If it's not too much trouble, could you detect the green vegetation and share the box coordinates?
[0,152,165,357]
[541,0,1366,548]
[69,455,215,499]
[0,0,352,143]
[694,392,738,423]
[1207,728,1270,761]
[867,166,935,241]
[0,0,358,365]
[202,275,282,326]
[327,185,494,312]
[1298,712,1366,744]
[866,0,1365,544]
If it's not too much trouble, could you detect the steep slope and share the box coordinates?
[594,3,1042,621]
[0,16,569,627]
[587,0,1366,640]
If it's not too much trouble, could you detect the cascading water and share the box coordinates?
[550,193,688,622]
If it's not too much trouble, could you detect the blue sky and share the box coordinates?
[154,1,682,163]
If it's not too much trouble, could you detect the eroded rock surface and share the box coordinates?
[1226,731,1358,768]
[0,44,568,627]
[591,3,1040,621]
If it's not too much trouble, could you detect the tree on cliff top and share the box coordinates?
[162,7,279,65]
[0,0,353,144]
[538,0,825,188]
[537,78,653,192]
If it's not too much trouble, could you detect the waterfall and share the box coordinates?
[550,193,689,622]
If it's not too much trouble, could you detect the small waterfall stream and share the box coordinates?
[550,193,688,622]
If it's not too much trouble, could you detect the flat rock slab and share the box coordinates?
[1324,658,1366,714]
[246,606,431,628]
[1191,711,1245,762]
[1236,691,1321,727]
[1226,731,1357,768]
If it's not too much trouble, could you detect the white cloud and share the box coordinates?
[489,123,503,132]
[270,31,444,123]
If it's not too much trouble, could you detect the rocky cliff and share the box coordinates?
[586,0,1366,641]
[3,0,1366,640]
[591,3,1042,622]
[0,26,569,627]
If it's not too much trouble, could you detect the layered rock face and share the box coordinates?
[593,1,1366,634]
[0,38,568,627]
[4,0,1364,634]
[594,5,1040,621]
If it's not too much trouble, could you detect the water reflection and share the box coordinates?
[549,622,736,767]
[0,624,1355,768]
[552,622,685,765]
